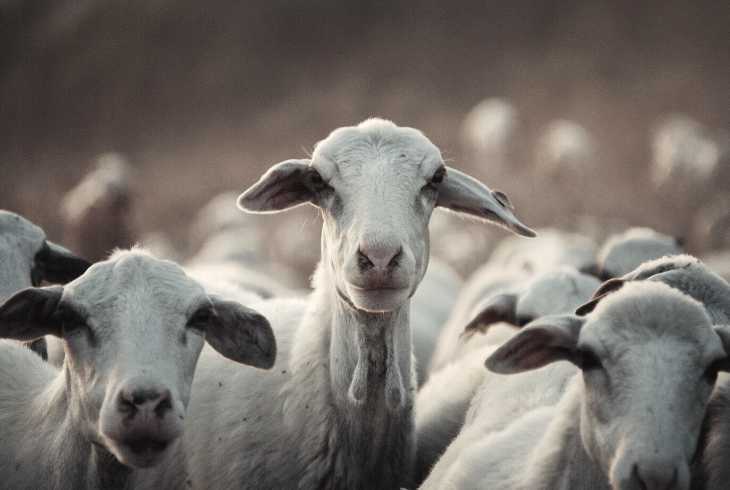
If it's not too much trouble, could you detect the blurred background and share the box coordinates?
[1,0,728,282]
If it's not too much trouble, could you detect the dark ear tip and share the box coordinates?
[575,301,597,316]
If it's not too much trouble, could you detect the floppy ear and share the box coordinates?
[711,325,730,372]
[203,297,277,369]
[0,286,63,341]
[237,159,319,213]
[34,240,91,284]
[486,314,584,374]
[436,166,536,237]
[462,293,519,337]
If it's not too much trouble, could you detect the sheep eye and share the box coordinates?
[579,348,603,372]
[430,167,446,185]
[703,359,726,384]
[188,307,214,332]
[307,170,333,195]
[58,306,88,336]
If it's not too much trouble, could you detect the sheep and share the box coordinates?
[429,230,598,374]
[61,153,136,262]
[138,118,536,490]
[567,254,730,490]
[488,228,598,275]
[428,209,499,275]
[410,257,463,385]
[461,98,520,166]
[414,266,599,484]
[702,251,730,282]
[188,190,266,253]
[650,114,728,193]
[187,192,304,292]
[577,254,730,325]
[596,227,683,279]
[691,195,730,253]
[0,210,90,359]
[0,248,276,490]
[534,119,597,179]
[422,281,729,489]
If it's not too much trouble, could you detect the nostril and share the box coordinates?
[357,249,374,270]
[154,390,173,418]
[120,387,173,417]
[387,247,403,269]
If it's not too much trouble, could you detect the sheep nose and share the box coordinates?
[117,383,173,418]
[357,242,403,271]
[632,462,680,490]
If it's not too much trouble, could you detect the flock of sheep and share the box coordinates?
[0,114,729,490]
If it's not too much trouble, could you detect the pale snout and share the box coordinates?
[612,453,690,490]
[100,377,185,468]
[344,233,416,312]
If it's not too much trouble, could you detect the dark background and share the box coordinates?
[2,0,728,248]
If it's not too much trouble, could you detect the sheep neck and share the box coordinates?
[296,263,415,489]
[30,366,133,490]
[521,380,610,490]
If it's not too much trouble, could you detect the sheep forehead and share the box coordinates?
[0,211,45,246]
[68,251,205,320]
[312,119,442,180]
[518,269,599,315]
[582,283,716,354]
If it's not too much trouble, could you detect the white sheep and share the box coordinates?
[0,249,276,490]
[61,153,136,261]
[596,227,683,279]
[650,114,727,192]
[578,254,730,325]
[534,119,597,179]
[422,281,729,489]
[415,266,600,484]
[461,97,520,165]
[429,230,598,373]
[410,257,463,385]
[138,118,535,490]
[702,251,730,282]
[0,210,90,359]
[691,194,730,253]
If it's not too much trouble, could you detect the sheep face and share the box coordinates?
[238,118,534,313]
[487,282,729,490]
[0,210,90,297]
[0,250,275,469]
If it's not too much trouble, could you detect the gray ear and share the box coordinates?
[0,286,63,341]
[205,297,276,369]
[237,159,318,213]
[35,241,91,284]
[462,293,519,337]
[486,314,584,374]
[712,326,730,372]
[575,278,627,316]
[436,166,536,237]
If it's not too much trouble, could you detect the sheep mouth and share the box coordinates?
[124,437,170,455]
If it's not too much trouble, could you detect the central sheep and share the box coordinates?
[143,118,535,490]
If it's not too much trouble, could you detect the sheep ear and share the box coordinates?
[237,159,317,213]
[486,314,584,374]
[206,297,276,369]
[713,325,730,372]
[436,166,536,238]
[462,293,519,337]
[0,286,63,341]
[35,240,91,284]
[575,278,627,316]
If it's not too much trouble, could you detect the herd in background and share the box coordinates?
[0,110,727,490]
